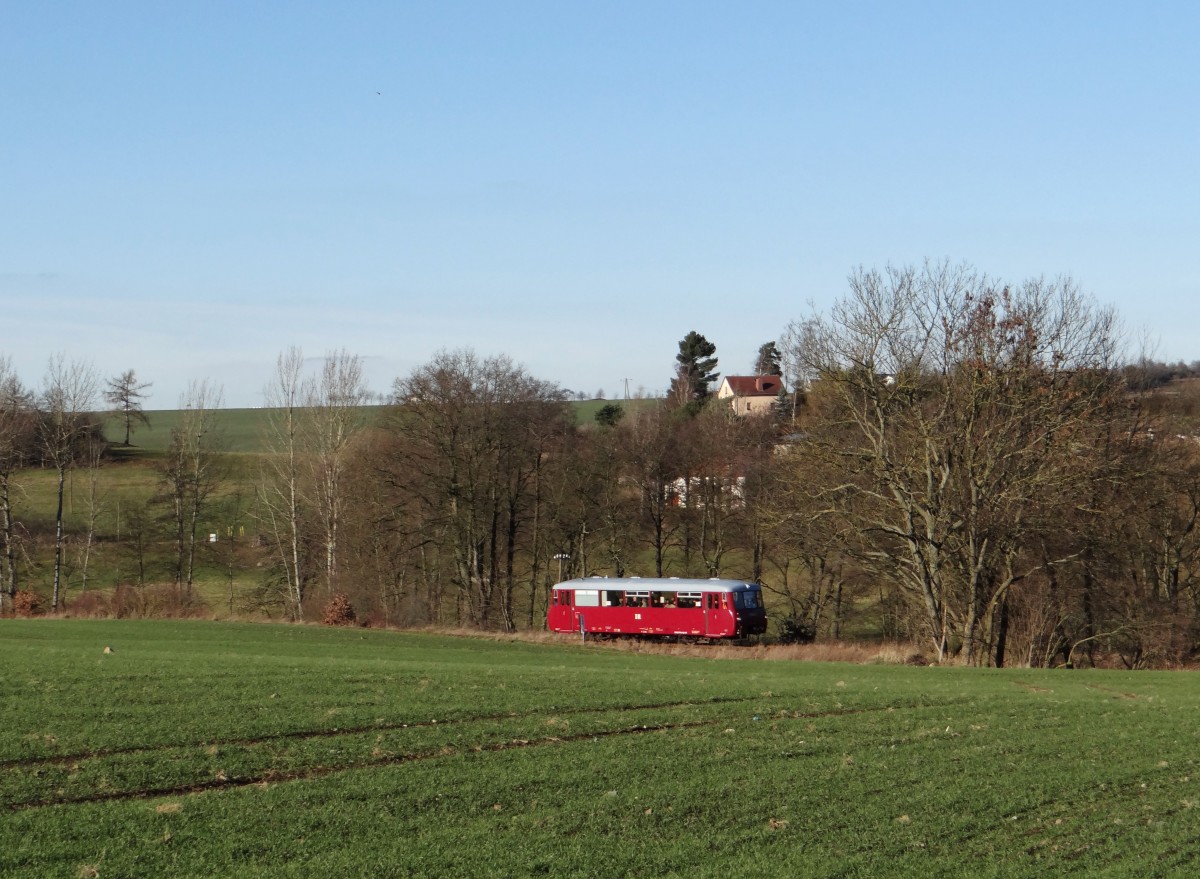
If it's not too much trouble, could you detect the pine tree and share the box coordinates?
[669,331,719,411]
[754,341,783,376]
[104,369,152,445]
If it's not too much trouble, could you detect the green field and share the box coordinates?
[3,622,1198,877]
[102,408,348,456]
[103,399,656,455]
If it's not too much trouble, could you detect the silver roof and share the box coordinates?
[557,577,760,592]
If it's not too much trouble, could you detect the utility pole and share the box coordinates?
[553,552,571,583]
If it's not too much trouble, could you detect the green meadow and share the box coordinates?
[3,621,1198,877]
[102,399,654,456]
[103,408,325,456]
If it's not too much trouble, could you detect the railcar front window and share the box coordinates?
[734,591,762,609]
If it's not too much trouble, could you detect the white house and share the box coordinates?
[716,375,785,417]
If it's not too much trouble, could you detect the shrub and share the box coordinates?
[110,585,208,619]
[322,592,357,626]
[776,617,816,645]
[65,591,111,618]
[13,590,44,617]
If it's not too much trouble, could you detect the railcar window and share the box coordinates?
[575,590,600,607]
[677,592,701,608]
[650,591,676,608]
[626,591,649,607]
[603,590,623,607]
[733,591,762,609]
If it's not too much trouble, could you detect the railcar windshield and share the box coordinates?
[733,589,762,609]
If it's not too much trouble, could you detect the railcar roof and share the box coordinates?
[557,577,760,592]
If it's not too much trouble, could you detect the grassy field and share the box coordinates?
[2,621,1198,877]
[103,399,657,455]
[102,408,336,456]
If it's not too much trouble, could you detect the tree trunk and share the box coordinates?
[993,595,1010,668]
[52,466,66,611]
[1,478,17,604]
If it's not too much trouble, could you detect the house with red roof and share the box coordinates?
[716,375,785,417]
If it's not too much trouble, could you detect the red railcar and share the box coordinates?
[547,577,767,640]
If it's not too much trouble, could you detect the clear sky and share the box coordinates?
[3,1,1198,408]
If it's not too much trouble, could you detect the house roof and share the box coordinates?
[721,375,785,397]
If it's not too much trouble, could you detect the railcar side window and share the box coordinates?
[677,592,701,608]
[603,590,623,607]
[650,591,676,608]
[575,590,600,607]
[626,591,649,607]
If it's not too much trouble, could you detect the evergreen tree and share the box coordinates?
[594,402,625,427]
[755,341,783,376]
[669,331,719,410]
[104,369,152,445]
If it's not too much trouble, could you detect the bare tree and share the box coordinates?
[388,350,569,629]
[0,357,36,607]
[687,405,774,579]
[259,347,313,620]
[560,422,636,581]
[787,261,1123,664]
[761,422,860,641]
[307,350,370,600]
[620,404,683,577]
[160,380,225,596]
[121,499,155,588]
[104,369,152,445]
[76,427,108,594]
[39,355,101,611]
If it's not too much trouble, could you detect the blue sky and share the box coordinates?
[3,1,1198,408]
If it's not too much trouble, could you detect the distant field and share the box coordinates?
[3,621,1197,877]
[103,399,654,454]
[102,408,386,456]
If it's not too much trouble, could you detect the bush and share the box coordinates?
[322,592,357,626]
[111,585,208,619]
[65,591,111,618]
[777,616,815,645]
[13,590,44,617]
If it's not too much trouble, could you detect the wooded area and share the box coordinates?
[4,262,1200,667]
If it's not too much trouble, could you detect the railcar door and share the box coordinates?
[705,592,727,637]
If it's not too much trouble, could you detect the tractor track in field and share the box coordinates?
[8,719,714,811]
[0,695,757,772]
[5,701,937,812]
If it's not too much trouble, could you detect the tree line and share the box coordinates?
[3,261,1200,667]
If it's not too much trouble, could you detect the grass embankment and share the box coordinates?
[3,621,1197,877]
